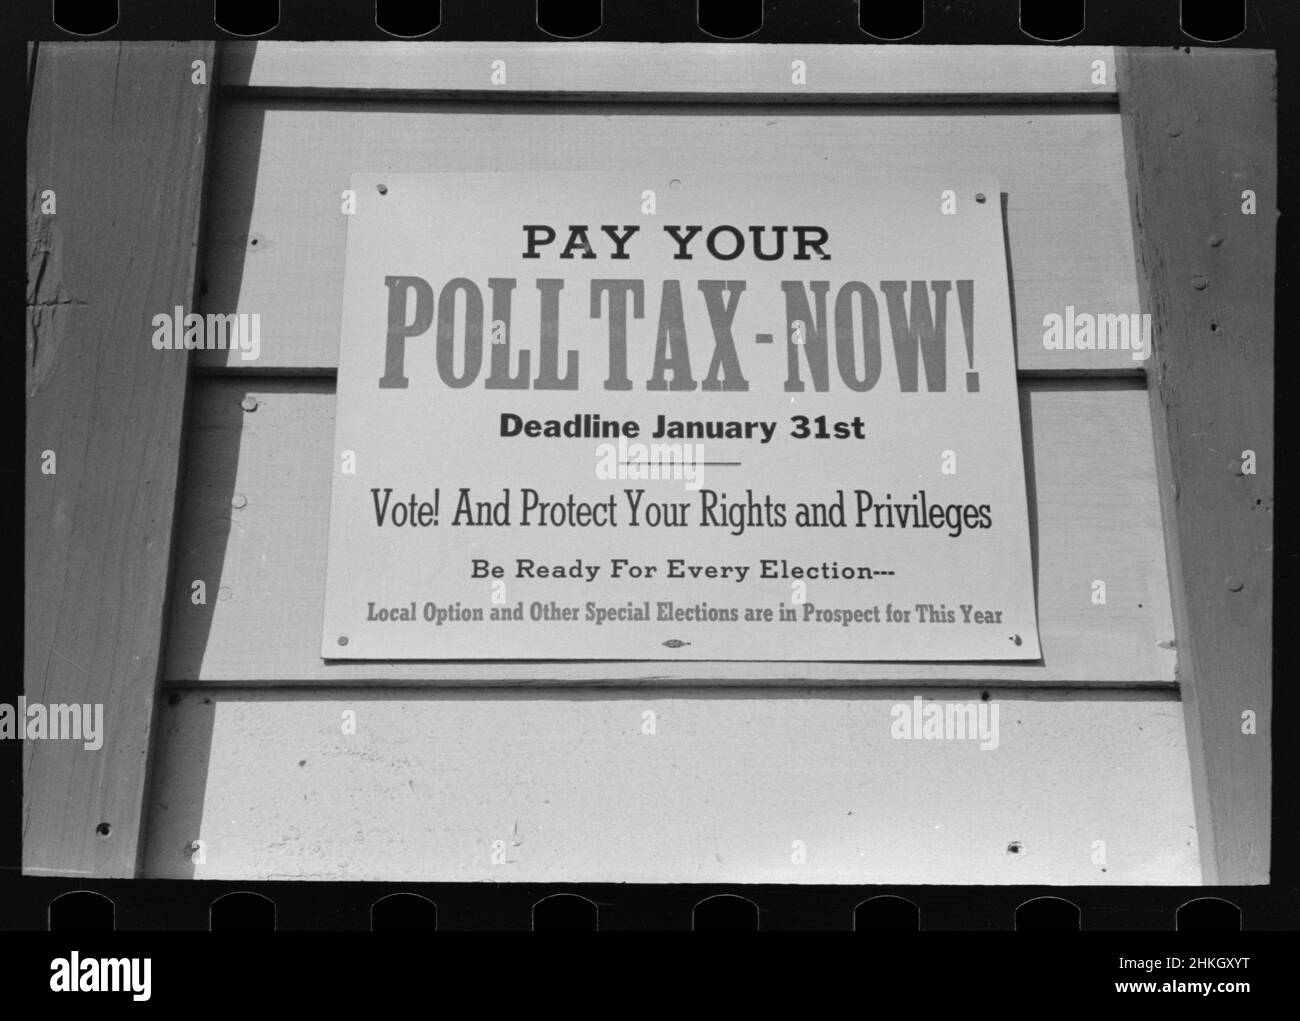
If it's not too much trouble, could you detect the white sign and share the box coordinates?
[321,172,1041,661]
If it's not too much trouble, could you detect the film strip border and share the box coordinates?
[8,883,1259,931]
[16,1,1270,44]
[4,0,1295,945]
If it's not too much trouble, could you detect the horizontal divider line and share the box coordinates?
[217,86,1121,108]
[159,678,1181,693]
[189,366,1150,384]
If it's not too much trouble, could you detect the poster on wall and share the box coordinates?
[320,172,1041,660]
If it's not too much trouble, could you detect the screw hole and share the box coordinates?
[96,823,111,838]
[376,183,389,195]
[1007,840,1023,854]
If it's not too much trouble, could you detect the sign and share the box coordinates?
[321,172,1041,661]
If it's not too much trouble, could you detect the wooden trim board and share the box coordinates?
[220,42,1118,102]
[1117,48,1275,885]
[24,42,217,877]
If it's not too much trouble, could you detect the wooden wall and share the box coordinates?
[145,688,1197,884]
[142,43,1203,884]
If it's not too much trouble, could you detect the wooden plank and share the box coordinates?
[220,42,1118,101]
[162,379,1176,685]
[142,687,1200,884]
[1117,49,1274,886]
[25,42,216,876]
[196,102,1142,374]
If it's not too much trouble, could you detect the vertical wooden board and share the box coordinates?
[162,379,1176,684]
[1118,49,1274,885]
[195,102,1140,373]
[25,42,215,876]
[142,688,1200,884]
